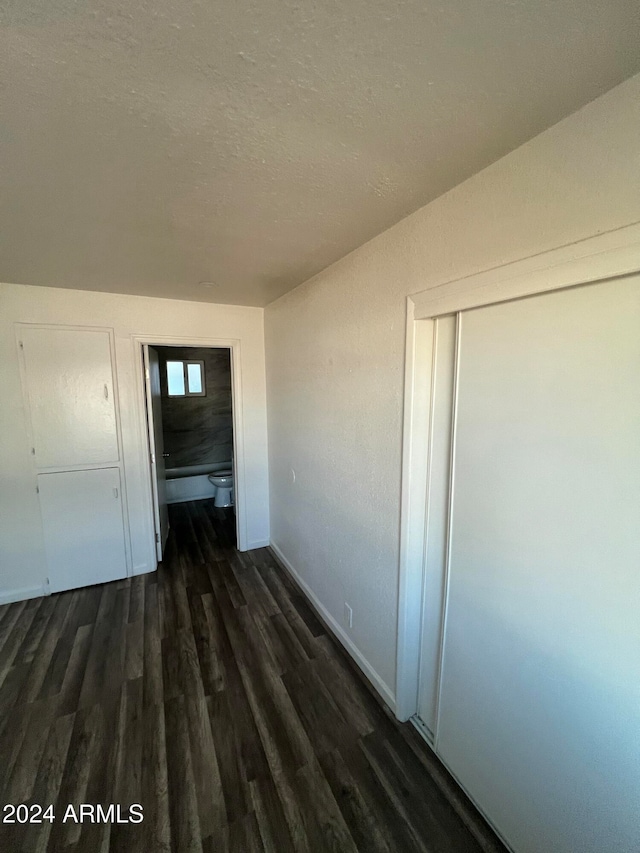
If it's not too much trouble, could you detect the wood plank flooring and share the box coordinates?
[0,500,507,852]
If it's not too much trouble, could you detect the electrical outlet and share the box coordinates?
[344,602,353,629]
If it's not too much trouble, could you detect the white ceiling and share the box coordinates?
[1,0,639,307]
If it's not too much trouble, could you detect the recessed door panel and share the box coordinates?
[38,468,127,593]
[21,327,119,468]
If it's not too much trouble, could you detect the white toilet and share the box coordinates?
[208,469,234,507]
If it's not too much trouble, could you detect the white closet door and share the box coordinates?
[21,327,119,468]
[435,277,640,853]
[38,468,127,593]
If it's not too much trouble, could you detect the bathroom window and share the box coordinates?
[166,360,206,397]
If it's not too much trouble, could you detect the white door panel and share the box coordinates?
[434,278,640,852]
[38,468,128,593]
[144,345,168,559]
[21,327,118,468]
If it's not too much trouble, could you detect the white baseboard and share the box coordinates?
[0,583,48,605]
[131,564,153,577]
[269,541,396,713]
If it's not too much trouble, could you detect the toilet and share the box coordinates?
[208,469,234,507]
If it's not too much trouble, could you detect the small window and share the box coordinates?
[167,360,206,397]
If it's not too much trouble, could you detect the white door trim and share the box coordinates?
[395,219,640,721]
[143,345,166,562]
[412,220,640,319]
[132,334,248,566]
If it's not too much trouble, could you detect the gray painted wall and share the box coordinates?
[157,346,233,469]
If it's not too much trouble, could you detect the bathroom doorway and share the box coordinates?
[142,343,237,560]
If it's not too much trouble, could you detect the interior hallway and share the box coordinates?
[0,501,506,852]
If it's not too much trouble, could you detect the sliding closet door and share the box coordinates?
[436,278,640,853]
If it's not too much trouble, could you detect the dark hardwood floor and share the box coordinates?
[0,500,506,852]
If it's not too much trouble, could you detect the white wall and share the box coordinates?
[0,284,269,603]
[265,72,640,706]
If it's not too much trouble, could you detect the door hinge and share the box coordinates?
[36,484,39,494]
[150,452,155,464]
[155,533,160,544]
[145,368,150,381]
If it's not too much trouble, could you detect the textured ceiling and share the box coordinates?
[1,0,639,307]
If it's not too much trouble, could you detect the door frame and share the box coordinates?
[132,333,248,559]
[395,219,640,722]
[143,344,168,561]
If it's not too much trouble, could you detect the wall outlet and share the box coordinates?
[344,602,353,629]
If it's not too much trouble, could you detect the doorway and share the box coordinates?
[142,343,239,560]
